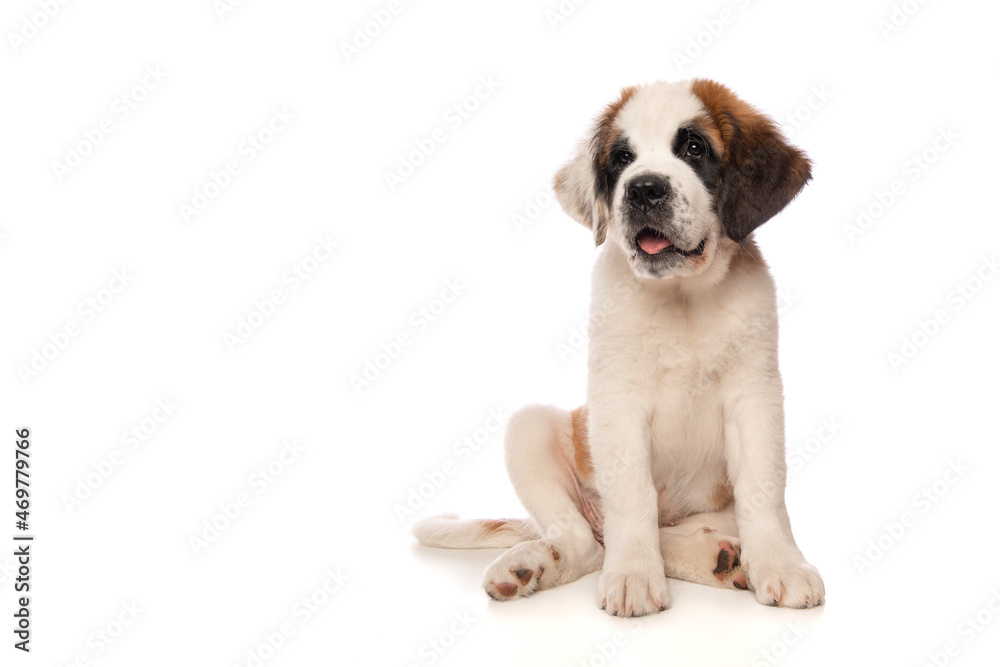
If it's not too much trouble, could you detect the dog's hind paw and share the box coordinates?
[712,538,748,590]
[482,540,561,601]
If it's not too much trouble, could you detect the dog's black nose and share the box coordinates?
[625,175,671,210]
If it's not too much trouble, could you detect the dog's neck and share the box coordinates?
[602,234,762,301]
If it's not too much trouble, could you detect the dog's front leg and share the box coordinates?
[588,403,670,617]
[722,369,825,608]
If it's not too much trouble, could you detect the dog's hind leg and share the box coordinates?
[482,404,605,601]
[658,506,748,591]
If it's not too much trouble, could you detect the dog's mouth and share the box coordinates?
[634,228,706,257]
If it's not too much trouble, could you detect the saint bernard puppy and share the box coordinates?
[414,79,824,616]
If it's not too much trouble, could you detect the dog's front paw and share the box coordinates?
[598,566,671,617]
[745,557,824,609]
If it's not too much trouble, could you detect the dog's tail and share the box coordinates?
[412,513,541,549]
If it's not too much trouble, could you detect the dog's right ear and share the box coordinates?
[553,142,608,246]
[554,86,637,247]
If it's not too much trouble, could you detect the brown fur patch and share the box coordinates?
[570,405,593,481]
[690,79,812,243]
[588,86,637,245]
[690,79,760,162]
[710,482,734,509]
[593,86,637,160]
[592,86,636,175]
[479,519,508,535]
[689,114,724,159]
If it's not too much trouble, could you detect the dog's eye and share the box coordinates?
[686,139,705,158]
[613,150,634,169]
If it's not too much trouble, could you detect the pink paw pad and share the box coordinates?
[513,568,533,585]
[493,581,518,597]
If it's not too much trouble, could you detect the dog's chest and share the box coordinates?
[631,299,739,494]
[643,315,730,448]
[641,314,734,515]
[640,298,739,386]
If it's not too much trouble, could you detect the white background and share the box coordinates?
[2,0,999,665]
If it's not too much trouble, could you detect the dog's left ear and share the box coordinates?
[692,79,812,243]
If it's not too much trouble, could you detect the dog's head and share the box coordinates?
[554,79,811,279]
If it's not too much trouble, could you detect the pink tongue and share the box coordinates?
[638,234,672,254]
